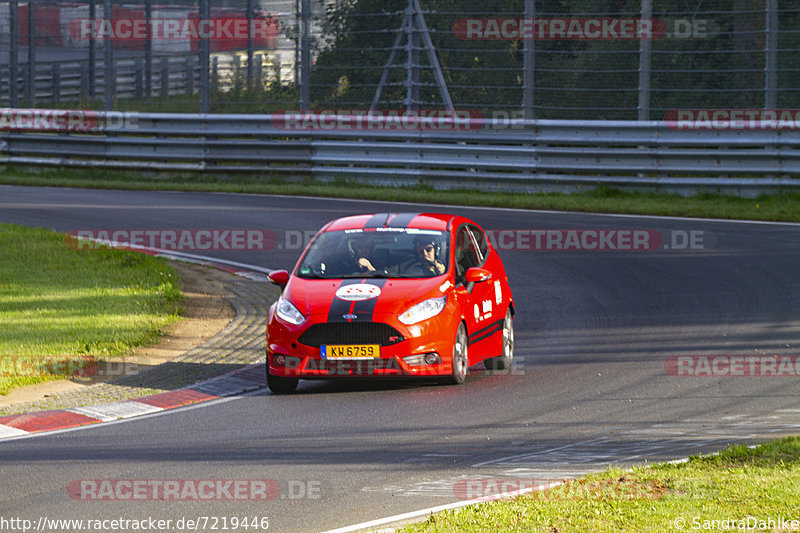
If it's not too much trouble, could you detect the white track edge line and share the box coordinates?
[320,482,562,533]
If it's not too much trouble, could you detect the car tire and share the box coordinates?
[267,366,299,394]
[484,308,514,371]
[442,323,468,385]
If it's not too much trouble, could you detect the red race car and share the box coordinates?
[265,213,514,393]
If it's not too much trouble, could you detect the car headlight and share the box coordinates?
[276,296,305,325]
[398,296,447,325]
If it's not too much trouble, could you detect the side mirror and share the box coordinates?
[268,270,290,289]
[465,267,492,283]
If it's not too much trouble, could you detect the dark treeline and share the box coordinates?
[307,0,799,119]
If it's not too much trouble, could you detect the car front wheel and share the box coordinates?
[267,366,299,394]
[443,323,468,385]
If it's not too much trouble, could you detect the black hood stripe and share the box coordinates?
[327,279,388,323]
[386,212,421,228]
[363,213,390,229]
[362,213,422,230]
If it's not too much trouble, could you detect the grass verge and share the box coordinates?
[1,166,799,223]
[401,436,800,532]
[0,223,182,395]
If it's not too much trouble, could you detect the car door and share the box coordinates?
[453,224,502,361]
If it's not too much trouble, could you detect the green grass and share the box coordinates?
[2,166,800,223]
[402,437,800,532]
[0,223,182,395]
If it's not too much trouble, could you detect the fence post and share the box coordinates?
[638,0,652,121]
[9,0,18,107]
[52,63,60,104]
[103,0,113,111]
[234,54,241,90]
[199,0,210,113]
[27,0,35,106]
[522,0,534,119]
[294,0,300,94]
[211,56,218,94]
[88,0,95,100]
[21,65,29,105]
[81,61,90,100]
[255,54,263,88]
[406,0,419,111]
[135,58,143,99]
[161,57,169,97]
[247,0,255,90]
[299,0,311,110]
[186,56,194,95]
[145,0,152,101]
[764,0,778,108]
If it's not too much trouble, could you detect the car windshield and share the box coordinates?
[296,229,449,279]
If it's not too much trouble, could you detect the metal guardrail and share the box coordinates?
[1,111,799,195]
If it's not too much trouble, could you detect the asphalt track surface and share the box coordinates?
[1,185,799,532]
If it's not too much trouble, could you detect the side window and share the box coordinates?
[467,224,488,265]
[454,225,479,285]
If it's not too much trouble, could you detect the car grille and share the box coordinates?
[298,322,405,347]
[305,358,402,373]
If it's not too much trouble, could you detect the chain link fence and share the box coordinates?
[0,0,797,119]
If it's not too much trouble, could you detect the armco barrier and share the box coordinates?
[1,111,799,195]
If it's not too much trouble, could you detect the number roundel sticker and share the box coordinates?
[335,283,382,301]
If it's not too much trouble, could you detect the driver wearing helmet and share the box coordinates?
[400,236,446,277]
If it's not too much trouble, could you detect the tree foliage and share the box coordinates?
[305,0,798,119]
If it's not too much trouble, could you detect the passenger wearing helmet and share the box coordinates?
[400,236,446,277]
